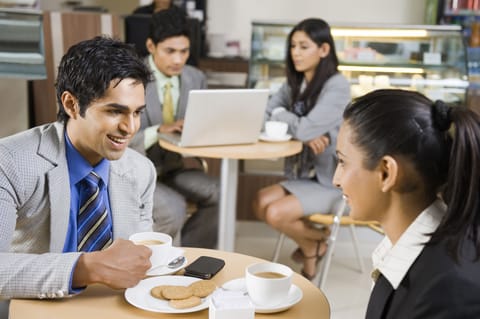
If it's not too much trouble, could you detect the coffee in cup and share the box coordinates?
[129,232,173,269]
[265,121,288,139]
[254,271,286,279]
[134,239,165,245]
[245,262,293,307]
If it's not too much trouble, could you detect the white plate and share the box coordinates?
[222,277,303,314]
[125,276,213,313]
[259,132,292,142]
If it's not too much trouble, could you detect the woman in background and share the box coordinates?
[252,18,350,280]
[334,89,480,318]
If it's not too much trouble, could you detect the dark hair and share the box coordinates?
[344,89,480,260]
[286,18,339,113]
[148,6,190,45]
[55,36,151,123]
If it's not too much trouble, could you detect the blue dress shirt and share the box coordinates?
[63,132,113,253]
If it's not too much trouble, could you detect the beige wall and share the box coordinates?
[206,0,428,57]
[0,79,28,137]
[38,0,139,14]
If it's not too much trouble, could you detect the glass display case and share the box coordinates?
[249,21,469,104]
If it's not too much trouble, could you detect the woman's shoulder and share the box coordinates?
[325,72,349,88]
[414,237,480,279]
[320,73,351,101]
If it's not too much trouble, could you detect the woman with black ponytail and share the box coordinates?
[334,89,480,318]
[252,18,350,280]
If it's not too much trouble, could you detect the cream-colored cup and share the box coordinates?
[265,121,288,138]
[245,262,293,306]
[129,232,173,268]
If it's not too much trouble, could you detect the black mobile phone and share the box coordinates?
[184,256,225,279]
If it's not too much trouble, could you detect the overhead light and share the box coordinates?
[338,65,424,74]
[332,28,428,38]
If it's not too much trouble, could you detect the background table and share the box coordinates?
[159,140,302,252]
[10,248,330,319]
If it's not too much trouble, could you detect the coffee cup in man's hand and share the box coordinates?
[129,232,173,270]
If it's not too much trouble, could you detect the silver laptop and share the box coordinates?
[158,89,270,147]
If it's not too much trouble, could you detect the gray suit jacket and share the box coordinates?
[266,73,351,189]
[130,63,207,155]
[0,122,156,299]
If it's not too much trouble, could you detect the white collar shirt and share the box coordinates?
[148,55,180,116]
[371,198,446,289]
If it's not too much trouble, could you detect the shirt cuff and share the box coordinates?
[69,254,86,295]
[144,125,160,150]
[271,107,287,116]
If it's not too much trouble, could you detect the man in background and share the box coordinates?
[0,36,155,302]
[130,7,219,248]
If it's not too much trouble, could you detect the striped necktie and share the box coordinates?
[162,81,174,124]
[77,171,112,252]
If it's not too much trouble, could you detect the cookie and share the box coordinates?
[150,285,172,300]
[169,296,202,309]
[161,285,193,300]
[189,280,217,298]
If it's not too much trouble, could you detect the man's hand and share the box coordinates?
[306,135,330,155]
[72,239,152,289]
[158,120,184,134]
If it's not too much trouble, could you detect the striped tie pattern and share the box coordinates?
[162,81,174,124]
[77,171,112,252]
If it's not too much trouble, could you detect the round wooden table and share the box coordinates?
[159,140,302,251]
[9,248,330,319]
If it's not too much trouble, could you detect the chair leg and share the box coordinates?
[317,216,340,289]
[272,232,285,262]
[316,200,347,289]
[348,224,365,273]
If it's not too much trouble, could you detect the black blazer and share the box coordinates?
[366,237,480,319]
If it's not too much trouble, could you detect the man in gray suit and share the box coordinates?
[130,7,219,248]
[0,36,155,301]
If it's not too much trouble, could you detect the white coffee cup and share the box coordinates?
[245,262,293,307]
[265,121,288,139]
[129,232,173,268]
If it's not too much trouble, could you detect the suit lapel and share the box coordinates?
[177,68,193,119]
[37,123,71,252]
[108,158,139,240]
[47,165,71,252]
[145,80,162,126]
[366,274,394,319]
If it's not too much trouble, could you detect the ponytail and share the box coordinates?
[434,107,480,260]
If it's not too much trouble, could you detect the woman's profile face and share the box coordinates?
[333,122,386,222]
[289,31,326,79]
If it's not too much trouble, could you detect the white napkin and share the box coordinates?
[212,290,252,308]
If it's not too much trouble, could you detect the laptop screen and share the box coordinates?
[169,89,269,147]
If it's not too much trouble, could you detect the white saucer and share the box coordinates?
[221,277,303,313]
[259,132,292,142]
